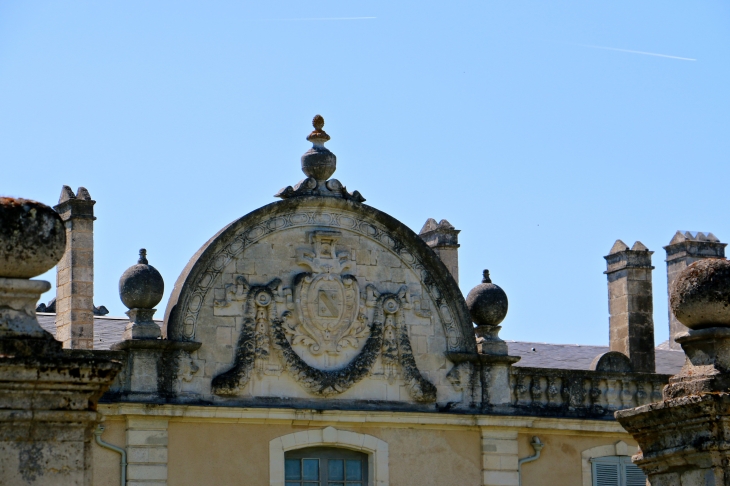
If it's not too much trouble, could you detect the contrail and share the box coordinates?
[574,43,696,61]
[261,17,376,21]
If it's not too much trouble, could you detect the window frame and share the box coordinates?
[285,447,369,486]
[269,427,389,486]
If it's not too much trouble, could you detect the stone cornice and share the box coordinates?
[98,403,629,435]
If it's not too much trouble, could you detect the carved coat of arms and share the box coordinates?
[283,231,369,365]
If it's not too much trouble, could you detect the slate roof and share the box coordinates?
[37,313,157,350]
[36,314,686,375]
[507,341,685,375]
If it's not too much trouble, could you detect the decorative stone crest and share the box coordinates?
[283,231,369,362]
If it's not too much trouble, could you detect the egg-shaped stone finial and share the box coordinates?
[670,258,730,329]
[466,270,509,327]
[119,249,164,310]
[0,197,66,279]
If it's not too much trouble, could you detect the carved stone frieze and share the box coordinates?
[211,267,437,401]
[170,205,470,354]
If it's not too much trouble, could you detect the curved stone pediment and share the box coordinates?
[164,196,475,404]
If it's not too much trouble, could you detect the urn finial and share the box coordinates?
[306,114,331,145]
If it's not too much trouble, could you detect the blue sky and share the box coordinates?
[2,1,728,345]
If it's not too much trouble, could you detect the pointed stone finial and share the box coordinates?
[609,239,630,255]
[307,114,331,145]
[59,185,75,204]
[76,187,92,201]
[138,248,148,265]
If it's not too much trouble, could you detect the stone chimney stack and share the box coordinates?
[53,185,96,349]
[664,231,726,349]
[419,218,460,284]
[604,240,656,373]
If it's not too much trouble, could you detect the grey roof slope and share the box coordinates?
[508,341,685,375]
[37,314,686,375]
[37,313,157,350]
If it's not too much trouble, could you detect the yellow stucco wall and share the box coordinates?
[91,418,125,486]
[518,433,639,486]
[167,422,482,486]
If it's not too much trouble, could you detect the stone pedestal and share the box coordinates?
[616,258,730,485]
[616,393,730,485]
[110,340,201,400]
[0,345,120,486]
[0,196,120,485]
[475,326,520,408]
[123,308,162,340]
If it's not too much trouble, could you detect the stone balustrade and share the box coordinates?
[510,367,671,418]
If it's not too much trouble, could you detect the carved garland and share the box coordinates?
[211,278,437,402]
[211,278,281,395]
[177,209,465,352]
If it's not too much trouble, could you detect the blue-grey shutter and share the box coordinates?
[621,458,647,486]
[592,459,620,486]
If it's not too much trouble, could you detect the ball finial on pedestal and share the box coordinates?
[0,197,66,279]
[670,258,730,329]
[119,249,164,310]
[466,269,509,327]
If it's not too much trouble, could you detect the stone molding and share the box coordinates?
[98,403,630,434]
[580,440,637,486]
[268,426,388,486]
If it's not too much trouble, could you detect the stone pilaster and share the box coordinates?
[604,240,655,373]
[54,186,96,349]
[480,429,519,486]
[126,416,169,486]
[664,231,726,349]
[419,218,460,284]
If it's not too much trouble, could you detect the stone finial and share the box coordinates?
[664,258,730,398]
[119,249,164,340]
[0,197,65,344]
[465,270,510,357]
[670,258,730,330]
[275,115,365,202]
[306,114,331,145]
[0,197,66,279]
[466,270,508,328]
[664,230,727,349]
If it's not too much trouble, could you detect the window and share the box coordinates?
[591,456,646,486]
[285,447,368,486]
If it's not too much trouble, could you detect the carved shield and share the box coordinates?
[295,273,361,356]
